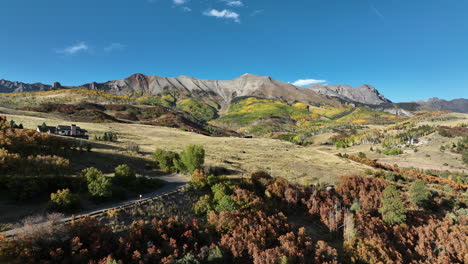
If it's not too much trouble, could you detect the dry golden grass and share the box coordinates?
[313,112,468,173]
[1,107,369,184]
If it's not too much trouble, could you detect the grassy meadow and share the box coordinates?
[2,107,369,184]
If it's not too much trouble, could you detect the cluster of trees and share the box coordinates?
[331,129,382,149]
[47,164,163,212]
[2,170,467,263]
[93,132,118,142]
[152,145,205,174]
[438,125,468,138]
[339,154,467,191]
[375,147,404,155]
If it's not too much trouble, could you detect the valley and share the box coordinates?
[0,75,466,264]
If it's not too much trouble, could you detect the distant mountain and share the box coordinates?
[415,98,468,113]
[3,73,465,114]
[79,73,337,110]
[0,79,51,93]
[306,84,392,105]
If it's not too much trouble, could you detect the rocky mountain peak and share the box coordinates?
[307,83,391,105]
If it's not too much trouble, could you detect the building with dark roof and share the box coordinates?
[37,124,88,139]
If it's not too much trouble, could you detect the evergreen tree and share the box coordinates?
[409,180,431,208]
[379,185,407,225]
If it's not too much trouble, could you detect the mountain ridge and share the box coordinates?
[1,73,466,113]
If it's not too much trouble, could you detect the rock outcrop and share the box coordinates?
[0,79,51,93]
[306,84,391,105]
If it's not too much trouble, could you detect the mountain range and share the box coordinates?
[1,74,466,113]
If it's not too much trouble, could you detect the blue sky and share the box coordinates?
[1,0,467,102]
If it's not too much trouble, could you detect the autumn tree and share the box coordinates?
[379,185,407,225]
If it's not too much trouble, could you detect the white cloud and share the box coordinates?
[104,43,126,53]
[225,1,243,7]
[57,42,89,55]
[292,79,327,86]
[182,6,192,12]
[173,0,188,5]
[203,9,240,23]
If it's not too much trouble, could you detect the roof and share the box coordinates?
[37,126,57,133]
[56,125,87,132]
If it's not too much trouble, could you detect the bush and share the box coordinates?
[211,183,231,203]
[83,167,112,198]
[125,142,140,153]
[114,164,136,186]
[382,148,403,156]
[214,195,238,212]
[191,169,208,189]
[175,145,205,174]
[358,152,366,158]
[48,189,78,212]
[379,185,407,225]
[152,149,179,172]
[350,201,361,213]
[193,195,213,216]
[409,180,431,208]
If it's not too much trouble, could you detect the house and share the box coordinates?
[37,124,89,139]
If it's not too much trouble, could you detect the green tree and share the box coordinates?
[151,149,179,172]
[379,185,407,225]
[114,164,136,186]
[176,145,205,174]
[48,188,78,212]
[83,167,112,198]
[409,180,431,208]
[41,122,48,132]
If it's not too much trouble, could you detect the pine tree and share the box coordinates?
[379,185,407,225]
[409,180,431,208]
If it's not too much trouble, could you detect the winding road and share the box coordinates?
[1,174,188,239]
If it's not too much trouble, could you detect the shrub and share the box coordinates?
[382,148,403,155]
[350,201,361,213]
[95,132,118,142]
[176,145,205,174]
[207,246,224,263]
[379,185,407,225]
[193,195,213,216]
[211,183,231,203]
[125,142,140,153]
[83,167,112,198]
[214,195,238,212]
[191,169,207,189]
[48,188,78,212]
[152,149,179,172]
[358,152,366,158]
